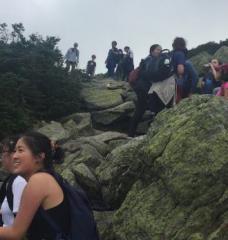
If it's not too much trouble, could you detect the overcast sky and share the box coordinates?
[0,0,228,73]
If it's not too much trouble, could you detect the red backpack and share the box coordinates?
[128,67,140,87]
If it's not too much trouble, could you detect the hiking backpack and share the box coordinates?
[0,175,17,226]
[143,49,173,82]
[0,175,17,212]
[39,171,100,240]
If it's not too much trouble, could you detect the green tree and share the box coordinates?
[0,23,83,139]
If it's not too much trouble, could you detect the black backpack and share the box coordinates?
[39,171,100,240]
[143,49,173,82]
[0,175,17,211]
[0,175,17,226]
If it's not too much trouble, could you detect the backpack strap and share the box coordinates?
[6,175,17,212]
[0,175,17,210]
[0,176,11,205]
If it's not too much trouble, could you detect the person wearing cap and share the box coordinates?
[64,42,80,72]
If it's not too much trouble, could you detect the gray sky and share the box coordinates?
[0,0,228,73]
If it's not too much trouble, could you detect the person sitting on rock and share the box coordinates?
[105,41,119,78]
[128,44,162,137]
[122,46,134,81]
[201,58,222,94]
[65,42,80,72]
[172,37,198,103]
[86,54,96,78]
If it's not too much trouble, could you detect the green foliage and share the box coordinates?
[0,23,83,139]
[188,39,228,58]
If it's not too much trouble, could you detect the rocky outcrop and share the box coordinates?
[190,52,212,75]
[213,46,228,63]
[99,95,228,240]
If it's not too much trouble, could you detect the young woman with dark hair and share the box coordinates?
[0,132,70,240]
[128,44,162,137]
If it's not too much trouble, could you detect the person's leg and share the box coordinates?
[128,90,148,137]
[65,61,70,72]
[71,62,76,72]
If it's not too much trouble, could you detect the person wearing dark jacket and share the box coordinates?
[105,41,119,78]
[128,44,162,137]
[172,37,198,103]
[122,46,134,81]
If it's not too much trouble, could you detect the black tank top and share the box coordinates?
[27,195,70,240]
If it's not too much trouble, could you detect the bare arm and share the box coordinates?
[209,63,221,81]
[177,64,185,78]
[0,174,48,240]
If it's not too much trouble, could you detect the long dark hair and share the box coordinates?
[172,37,187,51]
[1,135,20,153]
[20,131,54,170]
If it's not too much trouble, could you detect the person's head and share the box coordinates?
[0,136,20,172]
[13,132,53,179]
[124,46,130,53]
[149,44,162,57]
[74,42,78,48]
[172,37,187,51]
[112,41,117,48]
[210,58,220,68]
[91,54,96,60]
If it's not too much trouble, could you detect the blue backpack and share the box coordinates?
[39,171,100,240]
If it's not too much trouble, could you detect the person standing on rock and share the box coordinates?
[171,37,198,103]
[128,44,162,137]
[86,54,97,78]
[105,41,119,78]
[122,46,134,81]
[65,42,80,72]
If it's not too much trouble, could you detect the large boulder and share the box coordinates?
[101,95,228,240]
[37,121,70,141]
[91,101,135,127]
[96,136,146,209]
[80,79,126,111]
[61,112,94,137]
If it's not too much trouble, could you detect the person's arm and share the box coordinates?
[177,64,185,77]
[0,174,48,240]
[174,52,186,78]
[209,63,221,81]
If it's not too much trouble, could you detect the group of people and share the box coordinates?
[64,42,97,78]
[0,132,98,240]
[64,40,135,80]
[128,37,228,137]
[105,41,134,80]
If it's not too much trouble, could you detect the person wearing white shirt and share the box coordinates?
[0,136,27,227]
[64,42,80,72]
